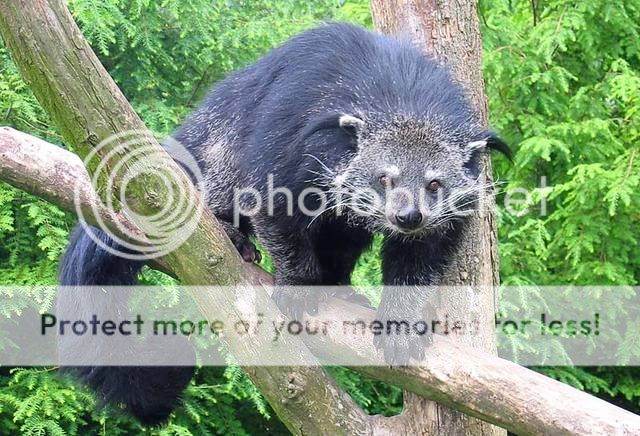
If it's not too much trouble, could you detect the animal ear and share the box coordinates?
[338,114,365,135]
[465,132,512,161]
[300,113,366,142]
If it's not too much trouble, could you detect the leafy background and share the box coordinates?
[0,0,638,434]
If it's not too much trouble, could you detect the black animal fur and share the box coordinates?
[58,22,509,424]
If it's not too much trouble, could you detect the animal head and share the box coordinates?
[304,112,511,236]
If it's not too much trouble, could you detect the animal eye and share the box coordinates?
[379,175,393,188]
[427,180,442,192]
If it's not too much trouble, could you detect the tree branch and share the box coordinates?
[2,126,640,435]
[0,1,367,433]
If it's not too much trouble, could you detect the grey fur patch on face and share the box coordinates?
[327,112,487,236]
[384,165,400,178]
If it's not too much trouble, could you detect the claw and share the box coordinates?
[272,288,320,320]
[237,239,261,263]
[372,322,432,366]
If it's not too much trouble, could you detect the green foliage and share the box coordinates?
[0,186,72,285]
[1,0,639,433]
[0,367,286,436]
[0,369,99,435]
[326,367,402,416]
[481,0,640,410]
[481,0,640,286]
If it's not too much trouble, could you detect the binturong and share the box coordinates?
[58,22,510,425]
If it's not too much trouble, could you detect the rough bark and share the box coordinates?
[308,299,640,436]
[0,2,367,434]
[371,0,503,434]
[3,127,640,435]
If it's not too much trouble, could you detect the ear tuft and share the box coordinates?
[300,113,365,142]
[467,132,512,161]
[338,115,365,133]
[467,140,487,152]
[486,132,513,160]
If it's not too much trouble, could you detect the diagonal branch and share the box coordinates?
[2,126,640,435]
[0,0,367,433]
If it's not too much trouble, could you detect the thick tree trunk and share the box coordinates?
[371,1,503,434]
[0,2,369,434]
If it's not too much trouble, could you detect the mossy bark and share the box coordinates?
[0,2,368,434]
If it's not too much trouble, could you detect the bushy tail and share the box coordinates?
[58,225,194,425]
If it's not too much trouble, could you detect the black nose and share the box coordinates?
[395,210,423,230]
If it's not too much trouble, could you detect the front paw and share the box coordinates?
[272,287,319,319]
[221,223,262,263]
[373,330,432,366]
[372,305,433,365]
[236,237,262,263]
